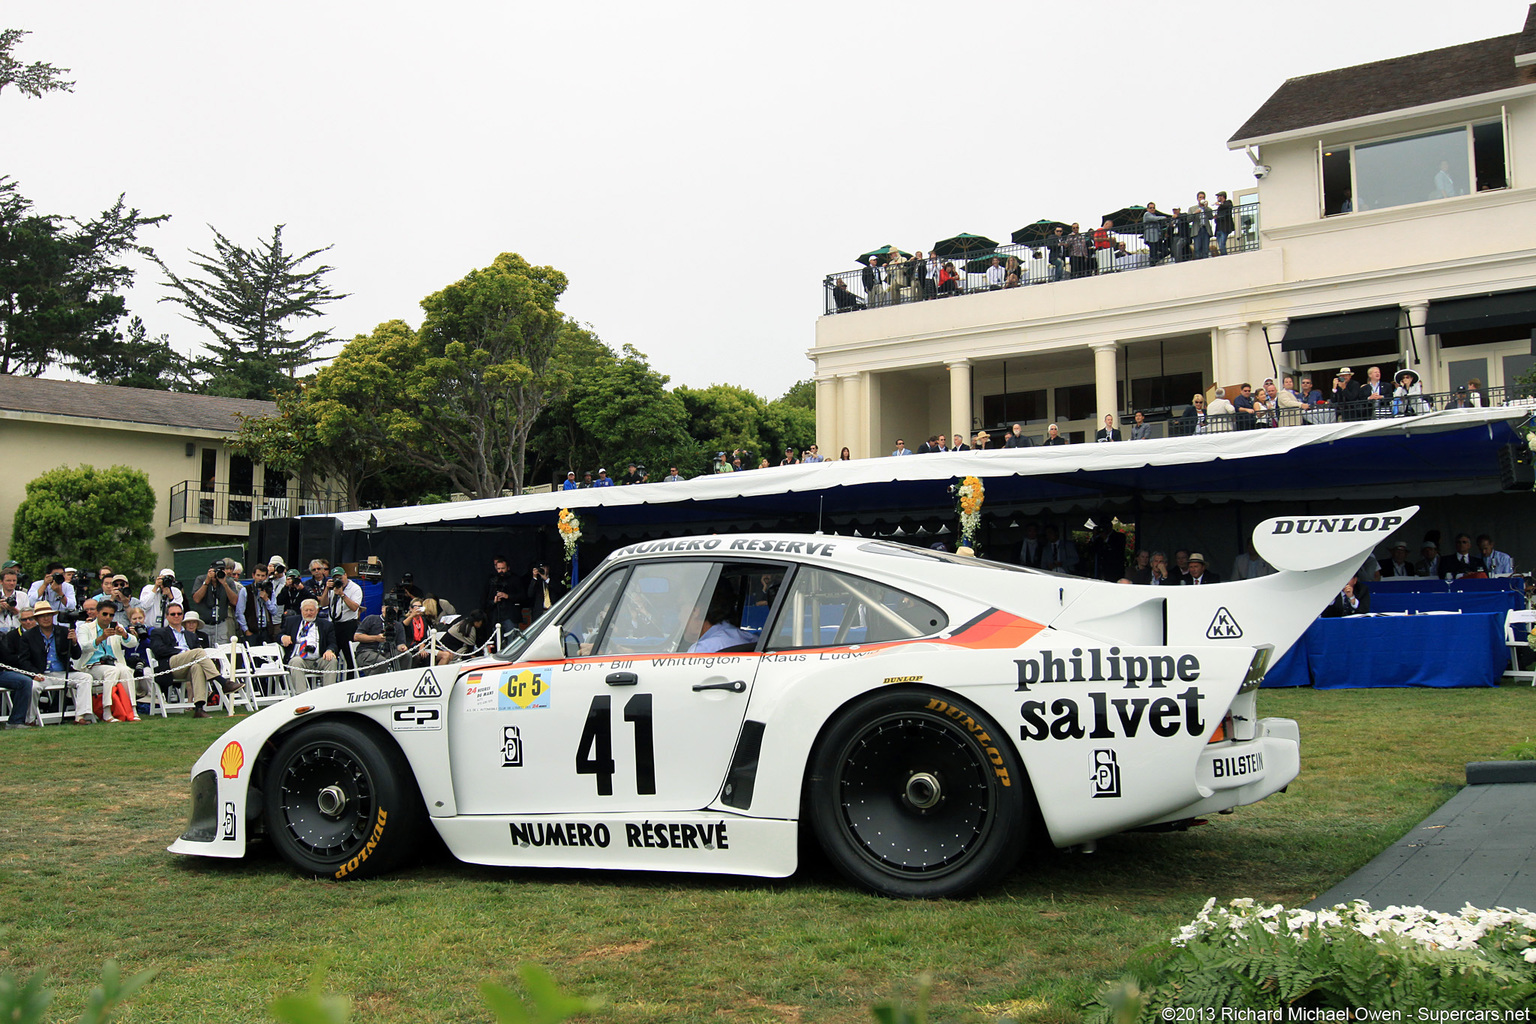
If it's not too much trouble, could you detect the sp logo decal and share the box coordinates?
[502,726,523,767]
[413,672,442,698]
[221,800,237,840]
[1206,607,1243,639]
[391,703,442,731]
[1091,749,1121,798]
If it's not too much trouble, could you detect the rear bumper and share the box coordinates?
[1149,716,1300,824]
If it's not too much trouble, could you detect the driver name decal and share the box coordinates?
[1015,648,1201,690]
[1020,687,1206,741]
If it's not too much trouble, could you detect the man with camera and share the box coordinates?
[0,564,26,633]
[92,573,135,628]
[238,562,280,643]
[21,601,92,723]
[276,567,308,621]
[303,559,334,624]
[27,563,78,614]
[74,599,139,722]
[323,566,363,676]
[137,570,184,629]
[353,607,403,676]
[281,598,338,693]
[192,558,243,645]
[527,564,566,620]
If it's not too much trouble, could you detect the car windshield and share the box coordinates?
[857,540,1059,574]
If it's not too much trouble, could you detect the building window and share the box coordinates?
[982,389,1047,426]
[1053,383,1097,422]
[1322,120,1506,216]
[1131,371,1204,411]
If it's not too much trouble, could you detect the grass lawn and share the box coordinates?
[1,683,1531,1023]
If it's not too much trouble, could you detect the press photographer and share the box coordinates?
[136,570,183,628]
[276,568,307,619]
[239,562,279,643]
[27,562,77,613]
[324,565,363,676]
[192,558,243,644]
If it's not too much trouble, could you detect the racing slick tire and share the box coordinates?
[807,688,1029,898]
[263,719,427,880]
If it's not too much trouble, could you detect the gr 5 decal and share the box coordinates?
[499,667,551,710]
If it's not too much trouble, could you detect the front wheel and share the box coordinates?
[263,719,427,880]
[807,689,1028,897]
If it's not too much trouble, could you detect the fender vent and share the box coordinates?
[721,721,766,810]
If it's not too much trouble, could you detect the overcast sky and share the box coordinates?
[6,1,1523,399]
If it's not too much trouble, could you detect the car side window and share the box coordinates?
[559,569,628,657]
[765,567,947,649]
[597,562,716,656]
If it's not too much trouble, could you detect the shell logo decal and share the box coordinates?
[220,741,245,779]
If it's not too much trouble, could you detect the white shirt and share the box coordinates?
[329,580,363,623]
[136,585,184,628]
[27,578,77,611]
[986,264,1005,287]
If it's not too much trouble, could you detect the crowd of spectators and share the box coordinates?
[0,553,488,728]
[830,192,1241,312]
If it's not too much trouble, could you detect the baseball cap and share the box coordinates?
[286,568,301,579]
[330,567,346,578]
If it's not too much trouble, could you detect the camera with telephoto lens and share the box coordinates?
[159,572,176,588]
[52,572,65,585]
[209,559,226,580]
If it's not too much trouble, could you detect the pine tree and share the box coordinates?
[155,225,347,399]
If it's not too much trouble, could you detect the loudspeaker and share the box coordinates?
[1498,442,1533,490]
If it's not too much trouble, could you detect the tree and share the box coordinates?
[0,177,167,376]
[763,380,816,460]
[571,344,696,478]
[676,383,770,465]
[155,225,347,399]
[0,29,73,99]
[9,465,157,581]
[88,316,202,391]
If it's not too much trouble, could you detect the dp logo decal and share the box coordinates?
[1091,749,1121,798]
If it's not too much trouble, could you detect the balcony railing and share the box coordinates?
[168,481,348,529]
[822,203,1261,315]
[970,384,1532,445]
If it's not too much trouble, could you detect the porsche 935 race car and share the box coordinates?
[170,506,1413,896]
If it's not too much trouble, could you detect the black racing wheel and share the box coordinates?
[808,689,1028,897]
[263,719,427,880]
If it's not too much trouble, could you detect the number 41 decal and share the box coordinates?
[575,693,656,796]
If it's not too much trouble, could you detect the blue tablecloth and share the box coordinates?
[1368,591,1523,616]
[1262,612,1506,689]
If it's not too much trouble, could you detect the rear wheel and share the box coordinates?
[263,719,426,880]
[808,689,1028,897]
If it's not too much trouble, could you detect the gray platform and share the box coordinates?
[1307,763,1536,913]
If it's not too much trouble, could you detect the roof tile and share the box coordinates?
[0,375,275,433]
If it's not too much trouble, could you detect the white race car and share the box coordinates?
[170,507,1412,896]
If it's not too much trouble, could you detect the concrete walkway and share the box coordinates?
[1307,762,1536,913]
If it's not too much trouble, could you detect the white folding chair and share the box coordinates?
[1502,609,1536,684]
[236,642,293,706]
[213,640,258,715]
[142,649,195,716]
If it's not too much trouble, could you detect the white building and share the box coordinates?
[812,6,1536,451]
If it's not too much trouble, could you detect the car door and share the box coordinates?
[448,557,783,815]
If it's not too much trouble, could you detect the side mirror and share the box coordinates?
[561,627,580,659]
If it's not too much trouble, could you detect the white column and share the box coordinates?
[946,359,972,443]
[1401,300,1429,375]
[814,376,837,453]
[839,373,861,459]
[1092,342,1118,429]
[1218,323,1249,388]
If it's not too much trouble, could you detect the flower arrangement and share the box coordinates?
[953,476,983,551]
[1088,897,1536,1020]
[557,508,582,585]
